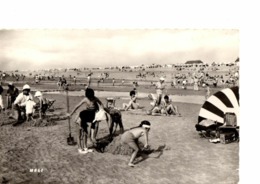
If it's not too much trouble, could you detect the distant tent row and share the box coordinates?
[185,60,203,65]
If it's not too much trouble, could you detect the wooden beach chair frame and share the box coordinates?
[216,112,239,143]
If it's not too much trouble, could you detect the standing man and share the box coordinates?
[73,76,77,86]
[61,76,67,89]
[35,75,39,84]
[112,78,115,86]
[87,74,91,87]
[6,82,19,109]
[12,84,33,126]
[155,77,167,106]
[0,82,5,113]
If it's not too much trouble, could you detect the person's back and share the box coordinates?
[128,127,145,139]
[7,85,19,99]
[121,120,150,167]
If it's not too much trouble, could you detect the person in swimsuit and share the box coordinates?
[68,88,104,154]
[160,95,181,116]
[122,90,141,111]
[121,120,151,167]
[155,77,167,106]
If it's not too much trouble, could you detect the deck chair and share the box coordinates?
[46,99,56,112]
[34,98,56,117]
[217,112,239,143]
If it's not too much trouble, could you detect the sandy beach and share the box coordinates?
[0,91,239,184]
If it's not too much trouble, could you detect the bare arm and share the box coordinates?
[144,130,149,148]
[95,97,104,109]
[69,98,86,116]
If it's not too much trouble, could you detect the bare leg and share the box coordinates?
[118,119,124,134]
[173,105,181,116]
[93,121,99,142]
[88,121,97,145]
[109,121,115,136]
[83,131,88,150]
[129,148,139,167]
[78,128,84,150]
[122,103,128,110]
[123,101,133,111]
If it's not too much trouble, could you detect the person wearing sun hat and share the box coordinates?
[34,91,48,119]
[155,76,167,106]
[12,84,33,126]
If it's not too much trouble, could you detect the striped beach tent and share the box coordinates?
[198,86,239,126]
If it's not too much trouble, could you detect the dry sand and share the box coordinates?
[0,93,239,184]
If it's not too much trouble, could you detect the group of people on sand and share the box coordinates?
[0,82,19,113]
[67,87,150,167]
[0,82,49,126]
[148,76,181,116]
[121,77,181,117]
[65,76,183,167]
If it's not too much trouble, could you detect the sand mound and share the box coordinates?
[104,135,144,155]
[32,118,57,127]
[0,113,16,126]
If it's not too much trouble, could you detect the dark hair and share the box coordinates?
[85,88,95,100]
[139,120,151,127]
[164,95,169,100]
[130,120,151,130]
[130,90,136,96]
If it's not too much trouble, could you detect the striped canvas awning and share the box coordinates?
[198,86,239,126]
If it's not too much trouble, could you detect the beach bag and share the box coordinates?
[93,103,107,122]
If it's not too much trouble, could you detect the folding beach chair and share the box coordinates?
[34,98,56,117]
[46,99,56,112]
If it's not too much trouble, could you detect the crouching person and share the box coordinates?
[121,120,151,167]
[160,95,181,117]
[67,87,104,154]
[12,84,33,126]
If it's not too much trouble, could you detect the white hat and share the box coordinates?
[34,91,42,97]
[22,84,30,90]
[8,82,13,86]
[159,77,165,81]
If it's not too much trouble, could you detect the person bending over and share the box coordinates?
[121,120,151,167]
[67,88,104,154]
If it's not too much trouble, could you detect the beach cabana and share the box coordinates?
[198,86,239,126]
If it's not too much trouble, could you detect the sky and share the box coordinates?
[0,29,239,71]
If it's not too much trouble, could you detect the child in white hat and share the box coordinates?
[34,91,48,119]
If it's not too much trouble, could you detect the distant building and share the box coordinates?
[185,60,203,65]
